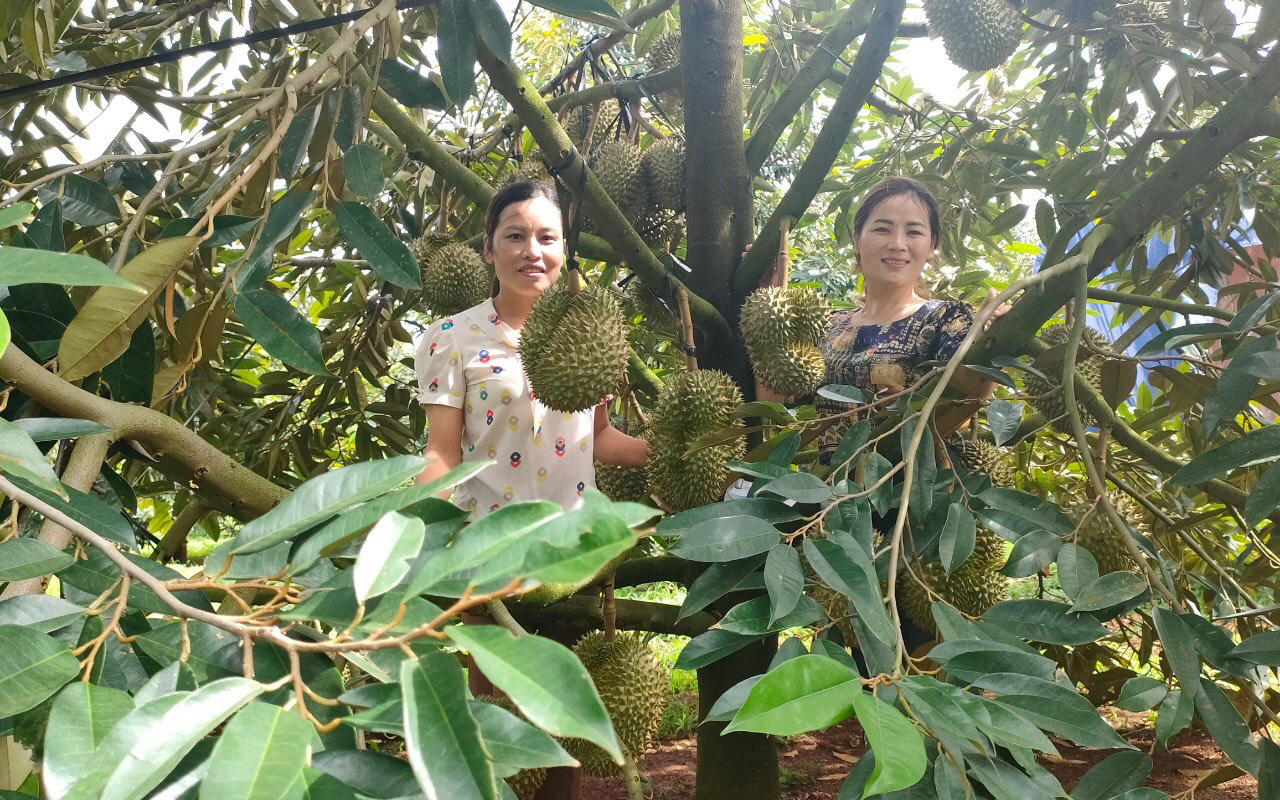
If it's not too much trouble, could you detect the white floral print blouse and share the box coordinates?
[414,298,596,517]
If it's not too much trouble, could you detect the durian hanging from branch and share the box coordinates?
[519,277,629,413]
[412,236,493,315]
[923,0,1025,71]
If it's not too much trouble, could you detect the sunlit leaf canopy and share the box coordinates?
[1,0,1280,798]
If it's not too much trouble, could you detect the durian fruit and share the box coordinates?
[640,139,685,213]
[475,696,549,798]
[740,286,831,397]
[517,548,634,607]
[898,531,1010,633]
[520,283,629,412]
[595,463,650,503]
[1022,323,1111,430]
[812,579,858,645]
[646,370,745,512]
[948,435,1016,488]
[1049,0,1118,22]
[590,140,649,228]
[645,32,682,73]
[564,632,668,777]
[413,240,492,315]
[1092,0,1173,65]
[1070,493,1147,574]
[923,0,1024,72]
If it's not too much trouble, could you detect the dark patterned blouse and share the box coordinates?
[817,299,974,463]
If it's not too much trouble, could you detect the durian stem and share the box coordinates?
[775,217,792,288]
[627,99,642,145]
[568,265,583,294]
[620,748,645,800]
[602,577,617,642]
[627,391,649,428]
[676,285,698,371]
[485,600,528,637]
[435,185,451,234]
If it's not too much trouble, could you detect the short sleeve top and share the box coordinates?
[414,298,596,517]
[816,299,974,462]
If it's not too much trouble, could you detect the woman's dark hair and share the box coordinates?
[851,176,942,250]
[484,180,561,250]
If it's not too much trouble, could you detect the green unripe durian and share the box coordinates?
[590,140,649,228]
[520,284,629,413]
[1022,323,1112,431]
[640,139,685,213]
[645,369,744,511]
[740,286,831,397]
[923,0,1024,72]
[949,436,1016,488]
[413,240,492,315]
[899,531,1009,633]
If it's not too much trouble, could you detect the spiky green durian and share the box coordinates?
[475,696,548,799]
[646,32,682,73]
[624,279,677,332]
[414,240,491,315]
[740,286,831,397]
[923,0,1024,72]
[1070,493,1148,575]
[646,370,745,511]
[640,139,685,213]
[1092,0,1172,65]
[590,140,648,227]
[520,284,629,412]
[1022,323,1112,430]
[949,436,1017,488]
[898,531,1009,633]
[1048,0,1118,21]
[812,579,858,645]
[564,632,669,777]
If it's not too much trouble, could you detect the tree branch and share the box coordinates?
[499,593,715,638]
[537,0,678,95]
[733,0,905,298]
[1086,286,1233,321]
[744,0,876,176]
[547,67,682,115]
[0,346,287,520]
[614,554,686,588]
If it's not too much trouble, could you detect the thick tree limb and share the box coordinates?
[1086,286,1234,321]
[614,554,686,588]
[0,346,287,520]
[474,39,736,352]
[499,594,714,638]
[744,0,876,176]
[154,500,211,563]
[733,0,906,299]
[547,67,682,114]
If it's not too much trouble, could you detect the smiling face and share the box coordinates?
[485,196,564,300]
[854,192,934,291]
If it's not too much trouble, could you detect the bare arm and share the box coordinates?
[418,403,464,498]
[593,406,649,467]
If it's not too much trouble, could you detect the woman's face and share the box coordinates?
[855,193,934,291]
[485,197,564,299]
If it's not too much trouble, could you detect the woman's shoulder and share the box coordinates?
[922,298,974,327]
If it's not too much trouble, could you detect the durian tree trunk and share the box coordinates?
[695,638,780,800]
[680,0,753,383]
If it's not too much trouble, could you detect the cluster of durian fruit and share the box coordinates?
[478,631,668,798]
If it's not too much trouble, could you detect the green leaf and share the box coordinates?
[981,599,1107,645]
[42,682,135,800]
[0,247,141,290]
[160,215,260,248]
[802,537,897,649]
[1034,198,1056,246]
[850,691,927,797]
[674,628,760,670]
[1055,542,1099,601]
[469,0,512,61]
[0,537,73,581]
[58,237,199,381]
[232,192,316,291]
[446,626,621,763]
[972,673,1132,749]
[470,699,577,771]
[0,595,85,633]
[63,677,263,800]
[757,471,835,504]
[668,515,779,561]
[1244,459,1280,528]
[7,474,136,547]
[1115,676,1168,712]
[377,59,448,108]
[1259,738,1280,800]
[0,202,34,229]
[519,509,638,585]
[343,144,387,201]
[978,488,1074,535]
[311,751,418,798]
[0,417,65,497]
[526,0,633,31]
[13,417,113,443]
[717,595,822,635]
[1155,688,1193,750]
[1202,334,1276,438]
[133,621,237,684]
[1069,571,1148,612]
[230,455,426,555]
[1072,751,1152,800]
[896,675,990,749]
[438,0,477,107]
[401,651,498,800]
[198,702,314,800]
[1227,630,1280,664]
[335,202,420,289]
[938,503,977,576]
[352,511,426,603]
[404,501,562,595]
[1136,323,1235,356]
[1171,424,1280,485]
[38,175,120,226]
[1193,678,1260,775]
[929,639,1056,683]
[724,654,860,736]
[702,675,764,723]
[657,497,802,537]
[277,101,322,179]
[986,400,1023,446]
[763,544,804,624]
[999,530,1061,577]
[974,695,1057,753]
[677,554,766,620]
[1151,608,1201,700]
[233,288,330,376]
